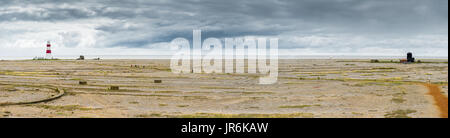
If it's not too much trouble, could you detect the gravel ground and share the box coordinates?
[0,59,447,118]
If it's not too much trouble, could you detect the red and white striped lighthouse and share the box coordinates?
[45,41,53,59]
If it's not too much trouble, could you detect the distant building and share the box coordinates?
[400,52,415,64]
[407,52,415,63]
[77,55,85,60]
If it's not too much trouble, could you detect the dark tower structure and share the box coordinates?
[407,52,415,63]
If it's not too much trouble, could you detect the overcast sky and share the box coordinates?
[0,0,448,58]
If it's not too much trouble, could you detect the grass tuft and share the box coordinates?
[35,105,95,111]
[279,104,321,109]
[384,110,417,118]
[169,113,314,118]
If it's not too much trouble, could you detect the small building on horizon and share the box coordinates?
[400,52,415,64]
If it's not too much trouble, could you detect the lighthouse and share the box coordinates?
[45,41,53,59]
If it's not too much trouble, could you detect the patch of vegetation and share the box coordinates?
[35,105,94,111]
[432,81,448,85]
[284,82,314,85]
[129,101,139,104]
[336,60,381,63]
[87,84,168,89]
[185,91,215,94]
[352,112,364,116]
[391,97,406,104]
[33,58,60,61]
[182,96,209,100]
[351,70,395,73]
[372,67,396,70]
[309,74,327,77]
[352,81,404,87]
[337,60,448,64]
[227,73,261,78]
[360,74,375,76]
[249,97,264,100]
[0,71,57,77]
[416,61,448,64]
[371,92,384,96]
[177,105,189,108]
[279,104,321,109]
[225,91,275,95]
[169,112,315,118]
[150,67,172,72]
[154,91,181,94]
[136,113,163,118]
[384,110,417,118]
[295,71,342,75]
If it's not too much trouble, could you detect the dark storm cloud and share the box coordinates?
[0,0,448,56]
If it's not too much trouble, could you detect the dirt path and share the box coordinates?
[422,83,448,118]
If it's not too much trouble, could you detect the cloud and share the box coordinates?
[0,0,447,57]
